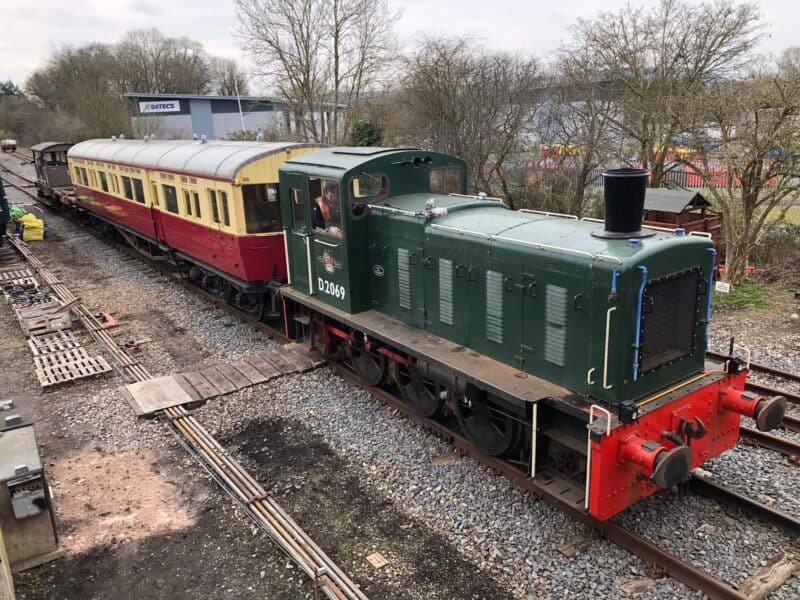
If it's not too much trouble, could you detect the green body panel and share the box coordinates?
[279,148,715,406]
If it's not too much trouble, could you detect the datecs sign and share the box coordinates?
[139,100,181,114]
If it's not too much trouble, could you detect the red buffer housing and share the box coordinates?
[587,369,785,520]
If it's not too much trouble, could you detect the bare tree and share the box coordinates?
[210,58,250,96]
[569,0,761,186]
[387,37,543,207]
[234,0,398,143]
[27,44,131,138]
[682,51,800,285]
[115,29,212,94]
[533,47,619,215]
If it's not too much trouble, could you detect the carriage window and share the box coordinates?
[291,188,305,232]
[193,192,201,218]
[430,166,464,194]
[242,183,281,233]
[111,175,119,194]
[133,178,145,203]
[310,178,342,237]
[99,171,108,192]
[163,184,179,214]
[184,190,192,216]
[350,174,386,218]
[74,167,81,183]
[220,191,230,227]
[122,176,134,200]
[209,189,219,223]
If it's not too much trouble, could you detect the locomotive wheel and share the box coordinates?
[456,392,518,456]
[349,345,388,387]
[398,370,441,418]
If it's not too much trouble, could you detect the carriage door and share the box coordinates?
[283,172,314,295]
[149,180,166,242]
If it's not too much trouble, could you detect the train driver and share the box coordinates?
[312,182,342,237]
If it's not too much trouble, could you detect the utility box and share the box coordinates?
[0,399,59,572]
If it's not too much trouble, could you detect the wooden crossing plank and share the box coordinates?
[122,375,197,417]
[28,330,82,356]
[215,363,252,390]
[36,355,111,388]
[282,344,324,371]
[180,371,219,400]
[259,350,300,375]
[172,373,203,403]
[229,360,269,385]
[242,356,282,381]
[198,366,238,395]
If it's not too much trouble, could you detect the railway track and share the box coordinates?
[5,234,367,600]
[2,156,797,599]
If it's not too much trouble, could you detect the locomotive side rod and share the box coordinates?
[332,365,749,600]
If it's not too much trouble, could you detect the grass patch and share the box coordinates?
[713,281,769,311]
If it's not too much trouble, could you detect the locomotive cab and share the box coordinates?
[279,147,467,315]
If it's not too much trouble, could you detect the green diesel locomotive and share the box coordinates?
[278,147,785,520]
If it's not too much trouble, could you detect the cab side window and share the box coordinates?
[430,166,464,194]
[309,178,342,238]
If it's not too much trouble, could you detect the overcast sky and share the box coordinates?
[2,0,797,91]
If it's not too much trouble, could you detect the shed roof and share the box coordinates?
[68,139,318,180]
[30,141,73,153]
[644,189,712,214]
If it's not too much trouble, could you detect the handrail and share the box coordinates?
[448,192,504,202]
[519,208,578,220]
[632,265,648,382]
[603,307,617,390]
[585,405,613,509]
[367,204,418,217]
[704,248,717,348]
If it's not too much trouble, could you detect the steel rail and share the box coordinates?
[745,381,799,407]
[3,234,365,600]
[689,472,800,539]
[707,350,800,384]
[781,413,800,434]
[739,426,800,459]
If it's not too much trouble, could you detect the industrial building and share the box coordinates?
[123,93,294,140]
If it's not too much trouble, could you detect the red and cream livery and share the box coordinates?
[67,139,323,315]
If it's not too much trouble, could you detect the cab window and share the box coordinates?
[243,184,281,233]
[309,178,342,238]
[430,166,464,194]
[350,173,387,218]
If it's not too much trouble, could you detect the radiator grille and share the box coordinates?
[639,269,700,373]
[544,284,567,367]
[486,270,504,343]
[397,248,411,309]
[439,259,454,325]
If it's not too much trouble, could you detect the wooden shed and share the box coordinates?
[643,189,722,247]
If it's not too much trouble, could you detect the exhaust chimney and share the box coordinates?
[591,168,655,239]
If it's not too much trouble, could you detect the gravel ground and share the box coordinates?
[2,152,798,598]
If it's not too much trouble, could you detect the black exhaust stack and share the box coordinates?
[591,168,655,239]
